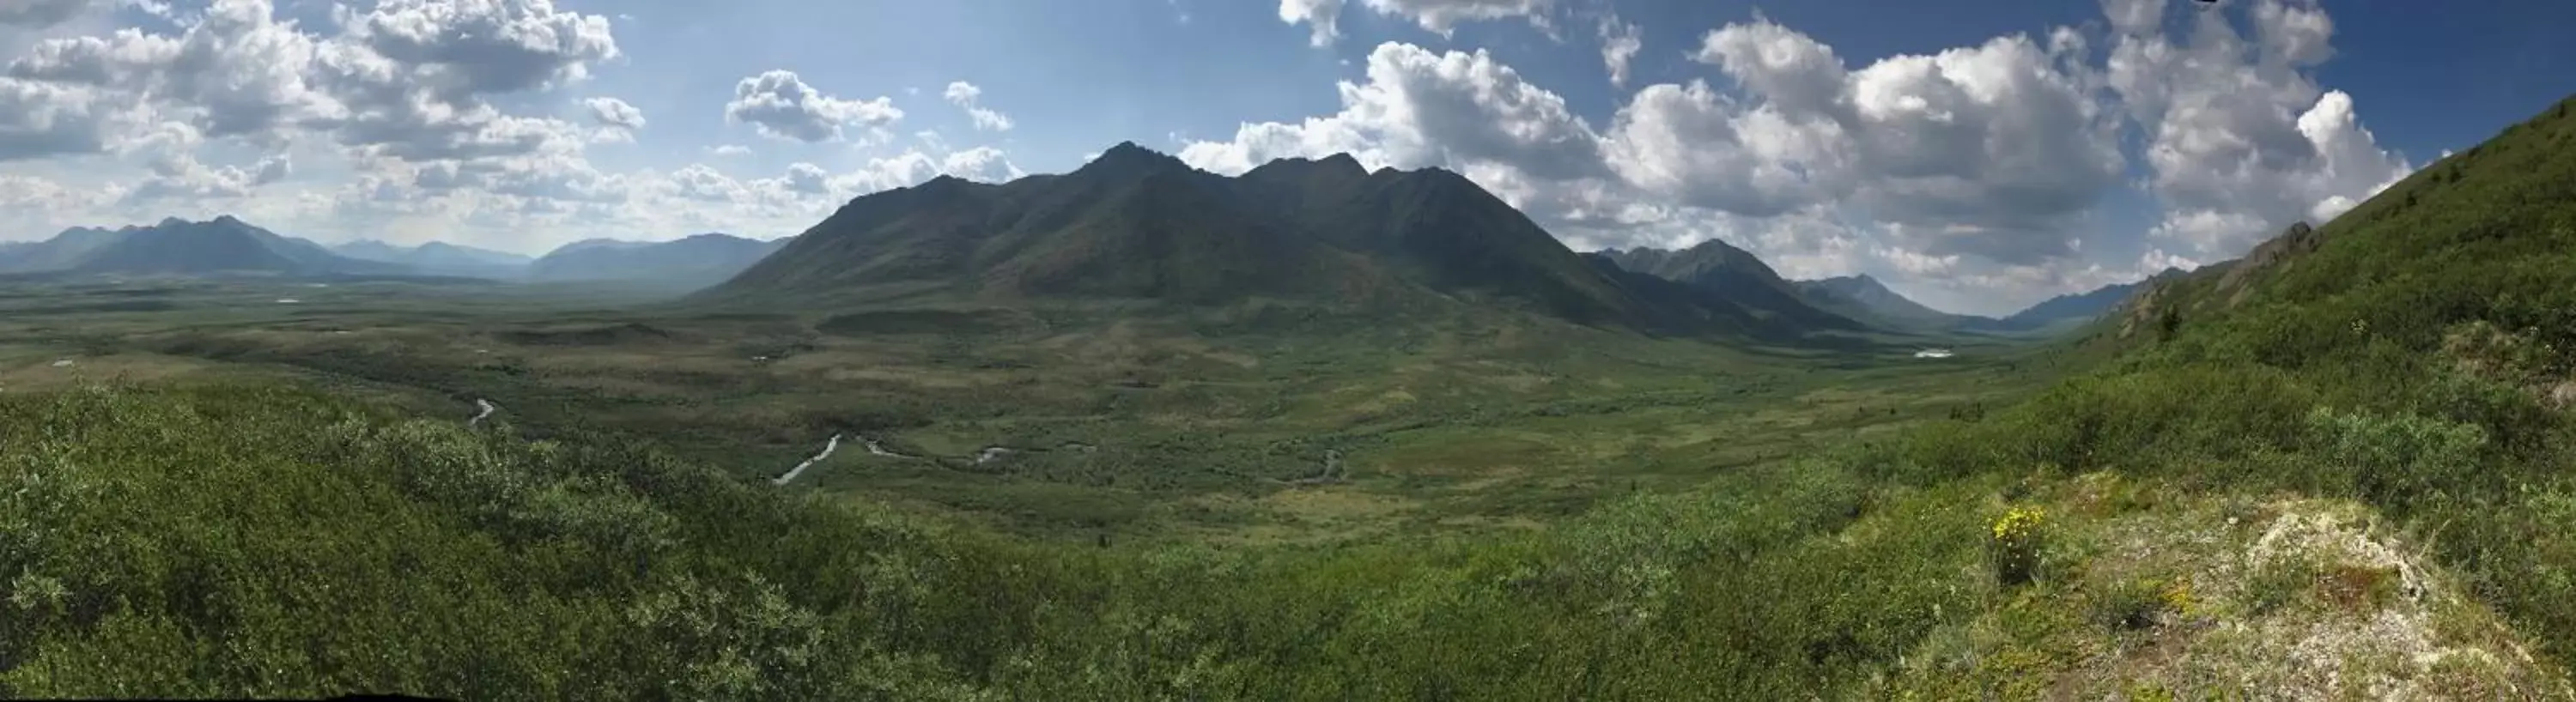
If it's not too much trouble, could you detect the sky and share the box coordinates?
[1,0,2571,315]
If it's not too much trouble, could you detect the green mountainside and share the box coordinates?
[703,143,1860,341]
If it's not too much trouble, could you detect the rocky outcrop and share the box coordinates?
[2219,221,2324,306]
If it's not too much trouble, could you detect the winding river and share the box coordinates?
[770,433,845,486]
[467,399,498,428]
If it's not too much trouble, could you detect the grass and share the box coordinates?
[0,277,2062,544]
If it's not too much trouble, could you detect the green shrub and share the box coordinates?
[1990,505,2045,587]
[2302,407,2489,506]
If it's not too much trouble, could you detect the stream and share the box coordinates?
[771,433,845,486]
[467,399,498,428]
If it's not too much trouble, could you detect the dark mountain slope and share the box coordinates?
[1795,274,1966,329]
[708,142,1780,336]
[1589,239,1866,332]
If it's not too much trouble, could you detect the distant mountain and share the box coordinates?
[1591,240,1862,331]
[527,233,790,290]
[3,216,403,277]
[333,239,532,278]
[1793,275,1968,330]
[0,227,130,273]
[702,142,1856,339]
[1971,269,2190,332]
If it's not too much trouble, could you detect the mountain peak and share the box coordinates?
[1245,153,1369,184]
[1078,141,1190,179]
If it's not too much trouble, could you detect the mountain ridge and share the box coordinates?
[703,144,1862,341]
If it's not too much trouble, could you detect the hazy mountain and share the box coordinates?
[1592,239,1862,331]
[703,142,1856,338]
[1968,269,2191,332]
[334,239,532,278]
[1794,275,1969,330]
[0,227,130,273]
[527,233,790,290]
[2,216,402,277]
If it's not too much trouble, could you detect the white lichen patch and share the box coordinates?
[1885,490,2573,700]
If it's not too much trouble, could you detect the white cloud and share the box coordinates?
[343,0,619,98]
[122,151,289,203]
[942,80,1012,131]
[1278,0,1346,46]
[1182,42,1603,182]
[583,96,644,130]
[1598,15,1640,87]
[1279,0,1557,45]
[2108,0,2411,257]
[939,146,1023,182]
[724,70,902,142]
[0,76,134,160]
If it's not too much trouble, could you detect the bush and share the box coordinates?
[1990,505,2045,587]
[2303,407,2489,506]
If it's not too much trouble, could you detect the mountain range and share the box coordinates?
[527,233,789,289]
[0,218,787,289]
[0,216,402,277]
[333,239,533,278]
[1579,242,2182,336]
[3,147,2177,340]
[699,142,1866,340]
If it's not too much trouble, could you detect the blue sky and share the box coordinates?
[2,0,2571,315]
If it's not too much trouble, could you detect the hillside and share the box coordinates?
[706,142,1852,339]
[527,233,788,290]
[1905,94,2576,692]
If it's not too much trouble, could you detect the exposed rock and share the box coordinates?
[2219,221,2324,306]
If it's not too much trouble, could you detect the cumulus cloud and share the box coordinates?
[2,0,621,163]
[725,70,902,142]
[341,0,618,97]
[2107,0,2412,257]
[1181,42,1603,182]
[583,96,644,130]
[0,77,130,160]
[1202,0,2411,311]
[942,80,1012,131]
[1279,0,1558,45]
[122,151,289,203]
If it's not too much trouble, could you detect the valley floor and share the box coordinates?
[5,278,2573,699]
[0,277,2057,544]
